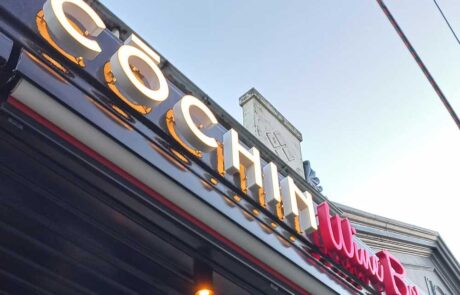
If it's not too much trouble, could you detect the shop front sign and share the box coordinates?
[34,1,420,294]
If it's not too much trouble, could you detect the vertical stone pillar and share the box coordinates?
[239,88,305,177]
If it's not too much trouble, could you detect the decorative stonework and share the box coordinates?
[239,88,302,141]
[240,88,305,177]
[239,88,325,192]
[426,277,447,295]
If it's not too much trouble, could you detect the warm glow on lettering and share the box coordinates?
[110,44,169,106]
[280,176,317,233]
[43,0,105,59]
[263,162,281,205]
[223,129,263,191]
[172,95,218,152]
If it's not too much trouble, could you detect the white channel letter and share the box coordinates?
[110,35,169,107]
[263,162,281,205]
[172,95,219,152]
[280,176,318,233]
[124,34,161,65]
[223,129,263,191]
[43,0,106,59]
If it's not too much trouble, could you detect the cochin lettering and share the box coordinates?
[37,1,420,294]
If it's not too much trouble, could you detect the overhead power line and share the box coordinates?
[433,0,460,46]
[376,0,460,131]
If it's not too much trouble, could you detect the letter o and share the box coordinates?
[172,95,218,152]
[110,45,169,107]
[43,0,106,59]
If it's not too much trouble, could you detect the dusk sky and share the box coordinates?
[101,0,460,260]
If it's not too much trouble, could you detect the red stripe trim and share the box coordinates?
[7,96,310,295]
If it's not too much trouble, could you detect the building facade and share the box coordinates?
[337,203,460,295]
[0,1,457,294]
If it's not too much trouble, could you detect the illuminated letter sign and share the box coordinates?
[43,0,106,60]
[223,129,263,192]
[262,162,281,206]
[36,3,422,293]
[315,202,419,295]
[376,251,420,295]
[110,35,169,106]
[172,95,219,152]
[280,176,317,234]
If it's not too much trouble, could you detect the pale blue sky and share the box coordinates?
[101,0,460,259]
